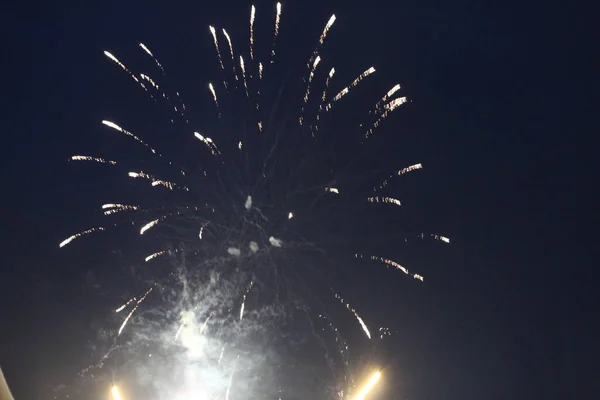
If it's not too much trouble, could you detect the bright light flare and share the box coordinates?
[353,371,381,400]
[111,385,122,400]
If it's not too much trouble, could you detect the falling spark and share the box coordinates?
[102,203,139,215]
[334,293,371,339]
[353,371,381,400]
[269,236,282,247]
[70,155,116,165]
[239,55,249,97]
[144,250,168,262]
[367,196,401,207]
[325,187,340,194]
[102,120,156,153]
[270,2,282,59]
[194,132,221,155]
[118,287,153,336]
[104,51,148,93]
[244,195,253,210]
[249,5,256,60]
[288,212,294,219]
[249,241,259,253]
[238,141,243,149]
[228,247,241,257]
[222,29,238,81]
[59,227,104,248]
[258,62,263,79]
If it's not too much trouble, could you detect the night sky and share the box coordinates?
[2,0,597,399]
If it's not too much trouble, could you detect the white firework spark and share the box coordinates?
[61,4,450,399]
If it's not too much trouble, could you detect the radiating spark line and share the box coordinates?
[239,55,249,97]
[315,67,335,129]
[102,120,156,153]
[175,323,185,340]
[249,5,256,60]
[334,293,371,339]
[304,56,321,102]
[319,14,336,45]
[225,355,239,400]
[327,67,376,110]
[239,281,254,320]
[139,42,165,73]
[426,233,450,243]
[70,155,116,165]
[375,163,423,190]
[208,82,219,109]
[209,26,225,71]
[194,132,221,155]
[144,250,168,262]
[128,171,185,191]
[200,312,214,334]
[218,347,225,364]
[199,223,208,240]
[222,29,238,81]
[270,2,282,59]
[115,296,137,313]
[104,51,148,93]
[140,218,160,235]
[372,84,402,115]
[364,255,424,281]
[59,227,104,248]
[258,62,263,79]
[239,301,245,320]
[367,196,401,207]
[397,163,423,175]
[366,96,408,137]
[139,73,159,90]
[299,56,322,126]
[353,371,381,400]
[118,287,153,336]
[102,203,139,215]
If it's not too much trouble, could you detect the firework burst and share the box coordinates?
[60,3,449,399]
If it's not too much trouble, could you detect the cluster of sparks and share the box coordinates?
[59,3,451,399]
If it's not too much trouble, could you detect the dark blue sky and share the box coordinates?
[2,0,597,399]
